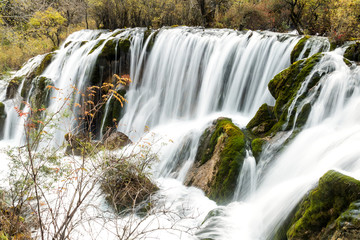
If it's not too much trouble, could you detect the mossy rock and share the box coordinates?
[291,36,310,64]
[0,102,6,139]
[246,103,277,136]
[267,53,324,132]
[143,29,159,51]
[251,138,266,162]
[195,123,217,166]
[207,118,247,204]
[20,52,54,99]
[64,41,72,48]
[186,118,247,204]
[29,76,53,115]
[287,170,360,240]
[34,52,55,76]
[344,42,360,62]
[88,39,105,54]
[6,76,23,99]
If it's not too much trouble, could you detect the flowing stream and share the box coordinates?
[2,27,359,240]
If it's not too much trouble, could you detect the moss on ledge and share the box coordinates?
[287,170,360,240]
[268,53,323,130]
[246,103,277,136]
[251,138,266,162]
[291,36,310,64]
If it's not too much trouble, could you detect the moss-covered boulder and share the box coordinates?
[29,76,53,110]
[185,117,247,204]
[21,52,54,99]
[287,170,360,240]
[327,200,360,239]
[291,36,310,64]
[344,42,360,62]
[0,102,6,139]
[246,103,277,136]
[5,76,23,99]
[267,53,324,132]
[143,29,159,52]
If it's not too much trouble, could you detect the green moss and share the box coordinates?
[294,103,311,128]
[30,76,53,110]
[0,102,6,140]
[268,53,323,129]
[6,76,23,99]
[247,103,277,136]
[89,39,105,54]
[35,52,54,76]
[290,36,310,64]
[110,30,125,38]
[336,200,360,229]
[287,170,360,240]
[143,29,159,51]
[64,41,72,48]
[0,102,5,117]
[207,118,246,204]
[344,42,360,62]
[251,138,266,162]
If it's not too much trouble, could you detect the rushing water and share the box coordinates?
[2,27,359,240]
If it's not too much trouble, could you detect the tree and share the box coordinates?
[29,7,67,47]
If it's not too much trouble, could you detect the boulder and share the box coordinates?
[5,77,22,99]
[287,170,360,240]
[104,131,132,150]
[0,102,6,139]
[185,117,247,205]
[344,42,360,62]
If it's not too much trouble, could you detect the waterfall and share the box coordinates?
[2,26,350,240]
[198,50,360,240]
[119,28,300,137]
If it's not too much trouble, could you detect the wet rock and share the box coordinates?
[0,102,6,139]
[185,117,247,205]
[5,77,22,99]
[344,42,360,62]
[287,170,360,240]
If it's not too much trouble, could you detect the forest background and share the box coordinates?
[1,0,360,73]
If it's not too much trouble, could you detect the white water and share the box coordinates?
[2,27,356,240]
[119,28,299,138]
[198,51,360,240]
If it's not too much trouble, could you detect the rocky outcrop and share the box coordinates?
[344,42,360,62]
[104,131,132,150]
[185,117,247,205]
[287,170,360,240]
[5,77,22,99]
[290,36,310,64]
[20,52,54,99]
[0,102,6,139]
[245,53,325,161]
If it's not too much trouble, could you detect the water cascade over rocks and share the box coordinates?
[2,26,360,240]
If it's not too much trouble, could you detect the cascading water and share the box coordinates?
[198,50,360,240]
[1,26,354,240]
[119,28,300,138]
